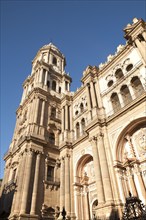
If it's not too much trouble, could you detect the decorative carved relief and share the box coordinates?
[132,128,146,157]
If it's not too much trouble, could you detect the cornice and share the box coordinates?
[98,44,131,76]
[73,85,86,100]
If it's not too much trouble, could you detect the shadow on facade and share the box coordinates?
[0,187,15,220]
[109,208,120,220]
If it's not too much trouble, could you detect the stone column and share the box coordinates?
[65,154,71,215]
[103,126,121,203]
[20,150,33,214]
[55,129,60,146]
[135,38,146,62]
[128,83,136,99]
[94,79,102,108]
[34,70,39,86]
[29,99,34,123]
[40,100,45,126]
[44,70,48,87]
[118,92,124,107]
[34,97,40,124]
[62,59,64,72]
[65,105,69,130]
[115,168,126,203]
[11,153,26,214]
[126,167,137,196]
[86,85,92,121]
[97,133,113,203]
[58,157,65,219]
[86,85,92,111]
[69,106,73,131]
[90,82,97,108]
[74,187,82,220]
[30,152,41,215]
[134,164,146,202]
[39,68,44,84]
[70,150,76,219]
[83,186,90,220]
[90,136,105,204]
[61,107,65,142]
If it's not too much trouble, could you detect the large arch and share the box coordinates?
[113,117,146,204]
[74,153,96,220]
[114,116,146,162]
[75,153,94,184]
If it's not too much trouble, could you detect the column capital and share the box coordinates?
[65,153,70,158]
[60,156,65,161]
[126,166,133,176]
[89,136,97,146]
[97,132,104,140]
[133,163,141,174]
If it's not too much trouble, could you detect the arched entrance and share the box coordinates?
[114,117,146,204]
[74,154,97,220]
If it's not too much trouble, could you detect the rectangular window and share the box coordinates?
[47,166,54,182]
[65,81,68,91]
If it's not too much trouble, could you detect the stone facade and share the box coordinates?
[0,18,146,220]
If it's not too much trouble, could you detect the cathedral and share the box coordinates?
[0,18,146,220]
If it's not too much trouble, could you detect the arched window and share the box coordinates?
[81,118,85,135]
[65,81,68,91]
[76,122,80,139]
[115,68,124,80]
[107,80,114,87]
[59,87,61,93]
[42,69,46,84]
[47,166,54,182]
[49,132,55,144]
[52,56,57,65]
[131,76,144,97]
[120,85,132,105]
[51,107,56,118]
[52,81,56,91]
[47,81,50,88]
[111,93,121,113]
[126,64,133,72]
[80,103,84,113]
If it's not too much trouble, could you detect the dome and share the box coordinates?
[41,43,63,56]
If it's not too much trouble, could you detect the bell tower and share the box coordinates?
[0,43,72,220]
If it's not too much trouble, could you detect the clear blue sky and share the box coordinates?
[0,0,146,178]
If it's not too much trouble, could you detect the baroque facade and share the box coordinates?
[0,18,146,220]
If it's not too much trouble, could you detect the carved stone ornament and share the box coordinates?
[132,128,146,157]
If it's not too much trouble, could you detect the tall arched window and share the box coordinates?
[59,87,61,93]
[80,103,84,113]
[52,56,57,65]
[52,81,56,91]
[81,118,85,135]
[49,132,55,144]
[131,76,144,97]
[42,69,46,84]
[47,81,50,88]
[115,68,124,80]
[51,107,56,118]
[120,85,132,105]
[111,92,121,113]
[65,81,68,91]
[76,122,80,139]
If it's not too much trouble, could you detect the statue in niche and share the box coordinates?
[123,135,136,163]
